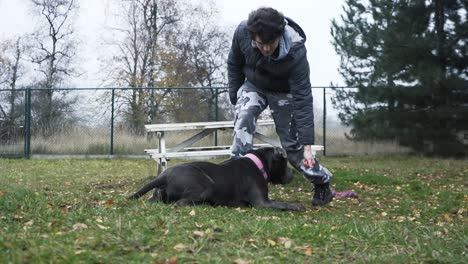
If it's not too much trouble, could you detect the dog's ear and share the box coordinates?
[274,147,287,158]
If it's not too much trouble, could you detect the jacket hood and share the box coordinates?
[275,17,306,60]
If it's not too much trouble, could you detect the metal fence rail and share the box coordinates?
[0,86,408,158]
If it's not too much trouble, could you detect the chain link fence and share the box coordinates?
[0,87,408,158]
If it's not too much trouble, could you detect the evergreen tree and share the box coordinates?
[331,0,467,156]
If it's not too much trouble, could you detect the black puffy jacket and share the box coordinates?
[227,17,315,145]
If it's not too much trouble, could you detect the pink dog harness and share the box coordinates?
[244,153,268,180]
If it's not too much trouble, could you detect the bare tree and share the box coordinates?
[103,0,231,126]
[0,37,28,141]
[162,2,231,121]
[29,0,79,136]
[0,38,28,122]
[104,0,180,133]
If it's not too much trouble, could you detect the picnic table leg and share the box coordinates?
[157,158,167,175]
[156,131,168,174]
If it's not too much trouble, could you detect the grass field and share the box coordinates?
[0,155,466,263]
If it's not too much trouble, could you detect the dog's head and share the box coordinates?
[251,147,292,184]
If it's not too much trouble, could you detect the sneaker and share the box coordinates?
[311,182,333,206]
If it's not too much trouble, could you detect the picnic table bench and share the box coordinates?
[144,119,324,173]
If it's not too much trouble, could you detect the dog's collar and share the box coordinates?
[244,153,268,180]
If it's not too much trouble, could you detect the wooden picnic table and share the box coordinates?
[144,119,323,173]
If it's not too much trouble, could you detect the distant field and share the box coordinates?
[0,155,466,263]
[1,124,409,157]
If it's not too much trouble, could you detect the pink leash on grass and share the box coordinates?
[332,190,359,198]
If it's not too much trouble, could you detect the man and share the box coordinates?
[227,7,333,206]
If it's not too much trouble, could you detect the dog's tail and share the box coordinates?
[128,173,167,200]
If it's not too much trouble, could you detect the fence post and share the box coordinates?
[24,88,31,159]
[110,89,115,156]
[214,88,219,146]
[323,87,327,156]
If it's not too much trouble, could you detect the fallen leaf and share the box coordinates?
[267,239,276,247]
[296,246,313,256]
[104,199,114,209]
[278,237,293,249]
[96,224,109,230]
[0,190,4,197]
[396,216,406,222]
[193,231,204,238]
[304,247,313,256]
[233,259,250,264]
[174,243,185,251]
[13,215,25,222]
[235,207,247,213]
[189,209,196,216]
[23,220,34,230]
[167,256,177,264]
[60,205,72,214]
[73,223,88,231]
[443,214,453,222]
[381,212,388,216]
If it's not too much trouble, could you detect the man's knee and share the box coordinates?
[236,109,257,123]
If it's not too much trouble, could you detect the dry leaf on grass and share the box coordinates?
[23,220,34,230]
[73,223,88,231]
[267,239,276,247]
[167,256,177,264]
[13,215,25,222]
[278,237,293,249]
[96,223,109,230]
[173,243,185,251]
[235,207,247,213]
[103,199,114,209]
[193,231,204,238]
[296,246,313,256]
[233,258,250,264]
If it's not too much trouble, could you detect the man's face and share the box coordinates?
[254,36,280,57]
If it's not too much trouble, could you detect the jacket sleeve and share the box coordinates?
[288,53,315,145]
[227,25,246,105]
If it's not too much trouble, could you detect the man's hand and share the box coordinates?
[229,88,239,105]
[302,145,316,168]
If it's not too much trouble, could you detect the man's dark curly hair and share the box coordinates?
[247,7,286,43]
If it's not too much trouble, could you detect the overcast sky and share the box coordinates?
[0,0,346,88]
